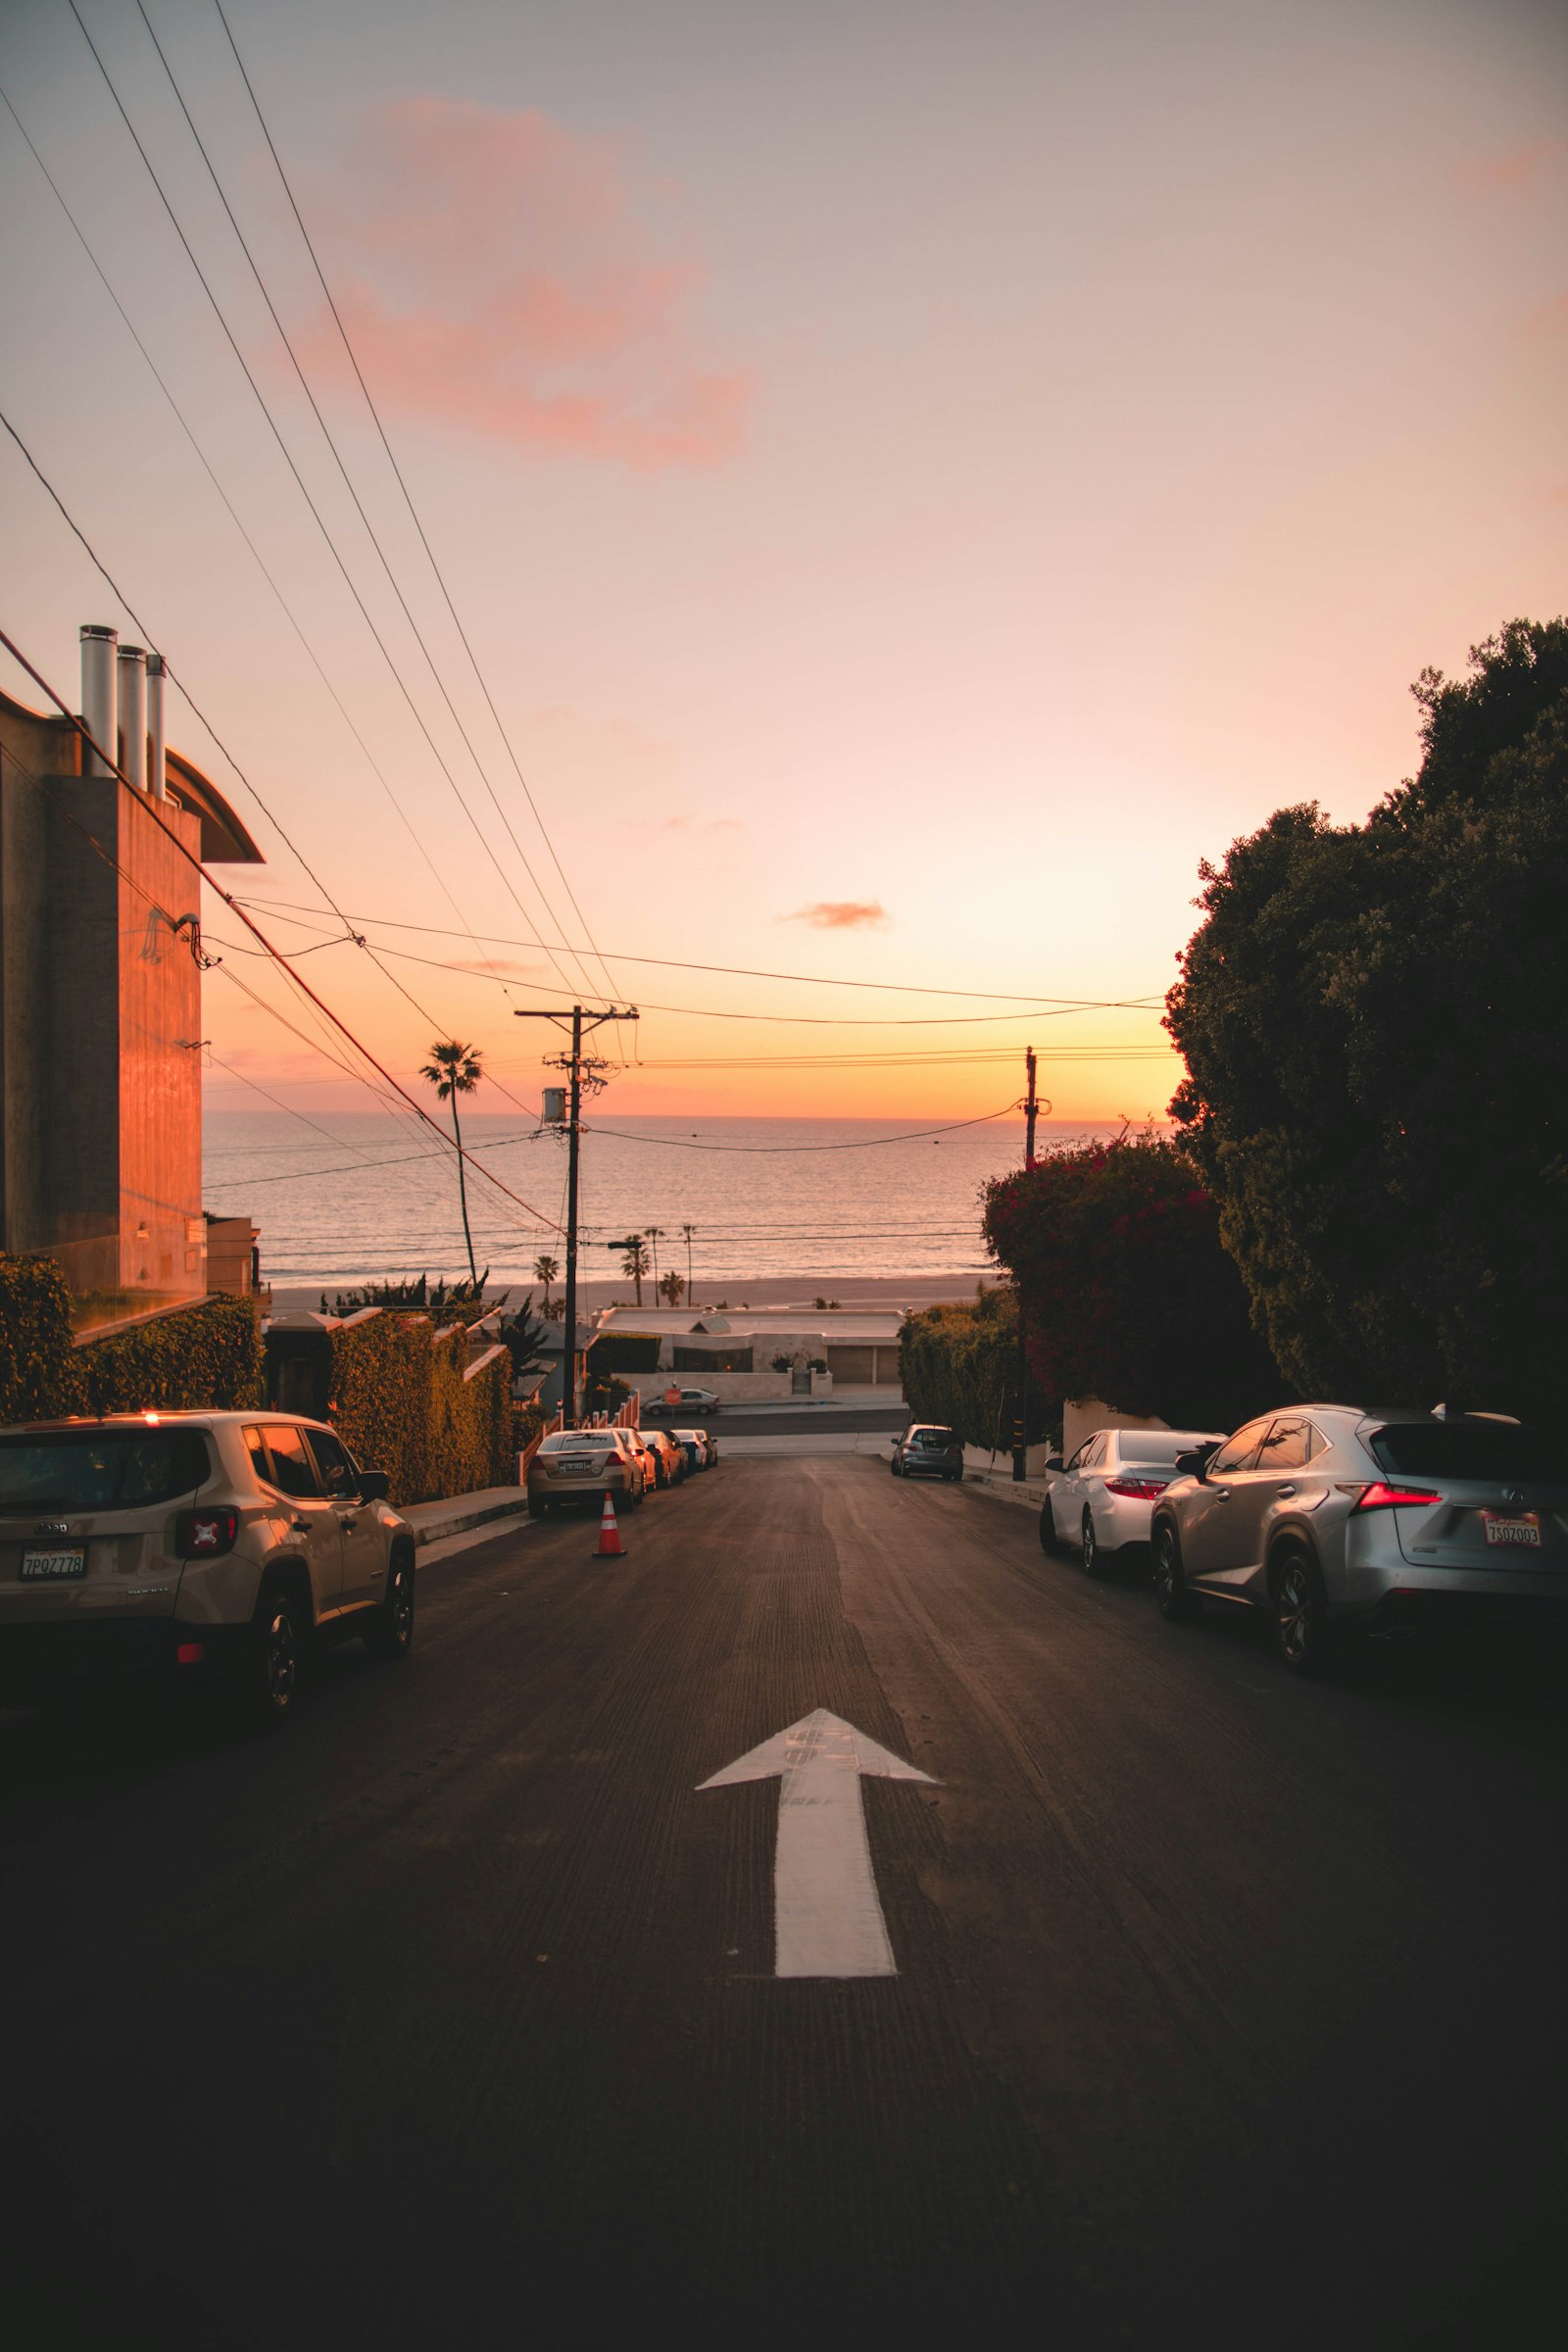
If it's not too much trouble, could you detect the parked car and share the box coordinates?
[640,1428,688,1489]
[528,1427,646,1517]
[0,1411,412,1724]
[1149,1406,1568,1674]
[673,1429,713,1472]
[652,1384,720,1417]
[621,1431,660,1495]
[1043,1426,1226,1575]
[891,1424,964,1482]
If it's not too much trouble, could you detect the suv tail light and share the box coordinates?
[175,1507,239,1559]
[1105,1476,1168,1500]
[1350,1482,1441,1515]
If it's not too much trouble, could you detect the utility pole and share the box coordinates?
[515,1004,638,1425]
[682,1222,696,1308]
[1013,1045,1049,1482]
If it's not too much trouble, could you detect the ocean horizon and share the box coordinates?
[203,1109,1131,1292]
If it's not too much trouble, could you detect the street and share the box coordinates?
[5,1454,1566,2349]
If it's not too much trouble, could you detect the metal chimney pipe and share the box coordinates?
[145,652,167,800]
[118,644,147,790]
[79,623,118,776]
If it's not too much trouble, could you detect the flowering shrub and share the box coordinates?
[983,1132,1283,1432]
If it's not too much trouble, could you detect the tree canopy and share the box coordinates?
[982,1133,1282,1432]
[1164,618,1568,1416]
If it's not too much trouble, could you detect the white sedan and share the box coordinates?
[1043,1426,1225,1577]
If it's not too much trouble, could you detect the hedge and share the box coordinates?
[0,1254,82,1423]
[899,1291,1054,1452]
[325,1315,514,1505]
[327,1313,434,1504]
[78,1296,263,1416]
[1,1257,261,1423]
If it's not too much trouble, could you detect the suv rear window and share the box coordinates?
[1369,1424,1568,1482]
[0,1430,211,1511]
[913,1428,956,1446]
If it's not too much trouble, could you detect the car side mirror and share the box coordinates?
[358,1468,391,1501]
[1173,1450,1207,1482]
[1045,1455,1064,1475]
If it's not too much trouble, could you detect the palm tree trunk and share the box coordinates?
[451,1097,477,1284]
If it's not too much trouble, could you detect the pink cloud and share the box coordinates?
[1456,138,1563,191]
[783,901,890,930]
[308,100,754,468]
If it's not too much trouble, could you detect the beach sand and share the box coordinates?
[267,1271,995,1317]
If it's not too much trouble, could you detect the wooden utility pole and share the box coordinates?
[514,1004,638,1426]
[1013,1046,1048,1482]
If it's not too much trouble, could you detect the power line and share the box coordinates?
[229,896,1165,1008]
[0,97,480,1036]
[59,0,569,1008]
[128,0,598,1005]
[584,1105,1020,1152]
[206,0,622,1015]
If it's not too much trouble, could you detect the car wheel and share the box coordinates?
[1081,1510,1102,1578]
[527,1496,551,1519]
[1273,1547,1335,1676]
[365,1548,416,1662]
[1038,1500,1056,1553]
[1152,1520,1202,1623]
[890,1456,901,1476]
[240,1583,302,1725]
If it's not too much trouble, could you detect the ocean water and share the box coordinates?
[202,1110,1123,1292]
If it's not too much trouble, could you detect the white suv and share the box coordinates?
[0,1412,414,1723]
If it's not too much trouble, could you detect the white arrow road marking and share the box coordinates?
[697,1707,938,1979]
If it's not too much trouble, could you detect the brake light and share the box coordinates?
[175,1642,205,1666]
[1105,1476,1167,1500]
[174,1507,239,1558]
[1350,1482,1441,1514]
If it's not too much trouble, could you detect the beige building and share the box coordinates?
[0,625,262,1328]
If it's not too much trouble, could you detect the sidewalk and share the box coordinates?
[399,1486,531,1549]
[962,1466,1051,1509]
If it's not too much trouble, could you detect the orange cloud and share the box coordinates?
[1457,138,1563,190]
[309,100,753,468]
[783,901,890,930]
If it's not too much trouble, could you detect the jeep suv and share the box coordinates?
[0,1412,414,1723]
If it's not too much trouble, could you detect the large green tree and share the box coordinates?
[1165,618,1568,1416]
[983,1133,1282,1432]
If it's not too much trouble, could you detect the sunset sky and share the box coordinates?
[1,0,1564,1121]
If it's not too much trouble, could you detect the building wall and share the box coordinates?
[1,700,205,1315]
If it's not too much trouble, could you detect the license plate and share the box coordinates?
[1482,1512,1541,1548]
[21,1547,86,1580]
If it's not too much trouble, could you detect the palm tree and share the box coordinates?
[613,1234,651,1304]
[644,1226,664,1293]
[421,1040,484,1285]
[659,1269,685,1308]
[533,1254,561,1316]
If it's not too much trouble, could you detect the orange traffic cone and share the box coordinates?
[593,1490,626,1557]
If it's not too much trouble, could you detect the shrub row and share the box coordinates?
[326,1314,513,1504]
[899,1292,1054,1452]
[1,1255,262,1423]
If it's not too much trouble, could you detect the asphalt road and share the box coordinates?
[4,1456,1566,2349]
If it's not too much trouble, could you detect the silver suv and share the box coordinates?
[1150,1406,1568,1673]
[0,1412,414,1723]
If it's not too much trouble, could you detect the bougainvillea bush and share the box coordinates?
[982,1132,1284,1433]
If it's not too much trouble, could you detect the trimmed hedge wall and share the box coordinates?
[325,1315,514,1505]
[1,1256,261,1423]
[0,1254,82,1422]
[78,1296,263,1416]
[899,1292,1054,1451]
[326,1314,432,1504]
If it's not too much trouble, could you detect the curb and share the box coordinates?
[405,1494,532,1549]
